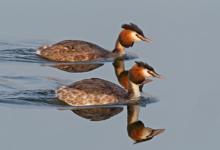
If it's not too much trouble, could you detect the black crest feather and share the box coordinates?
[135,61,155,71]
[121,23,145,37]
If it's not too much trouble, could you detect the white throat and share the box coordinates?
[128,81,141,99]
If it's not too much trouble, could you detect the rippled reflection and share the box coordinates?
[43,53,138,73]
[127,104,165,143]
[72,107,123,121]
[68,101,165,143]
[0,47,138,64]
[48,63,104,73]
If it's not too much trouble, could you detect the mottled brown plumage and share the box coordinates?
[56,78,128,106]
[38,40,111,62]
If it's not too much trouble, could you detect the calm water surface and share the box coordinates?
[0,0,220,150]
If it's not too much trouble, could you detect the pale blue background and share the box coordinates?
[0,0,220,149]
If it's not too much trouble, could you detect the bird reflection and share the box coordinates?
[127,104,165,143]
[72,107,123,121]
[69,102,164,143]
[43,52,137,73]
[47,63,104,73]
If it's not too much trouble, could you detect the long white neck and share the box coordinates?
[128,80,141,99]
[127,105,140,124]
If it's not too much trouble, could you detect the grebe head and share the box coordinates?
[118,23,151,48]
[127,121,165,143]
[127,61,162,98]
[128,61,162,86]
[135,61,162,78]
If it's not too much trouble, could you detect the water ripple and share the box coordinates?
[0,48,138,64]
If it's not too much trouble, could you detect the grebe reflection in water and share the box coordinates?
[68,103,164,143]
[36,23,151,62]
[72,107,123,121]
[47,62,104,73]
[127,104,165,143]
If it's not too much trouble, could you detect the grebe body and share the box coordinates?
[37,40,111,62]
[56,78,127,106]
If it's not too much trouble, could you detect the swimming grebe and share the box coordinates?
[127,104,165,143]
[113,59,161,91]
[36,23,151,62]
[56,61,162,106]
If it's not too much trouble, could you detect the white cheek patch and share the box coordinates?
[142,69,152,78]
[131,32,141,42]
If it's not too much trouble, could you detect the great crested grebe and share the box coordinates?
[127,105,165,143]
[36,23,151,62]
[113,59,162,91]
[56,61,162,106]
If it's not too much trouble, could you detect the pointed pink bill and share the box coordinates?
[156,74,166,80]
[151,71,165,80]
[142,36,152,43]
[137,34,152,43]
[151,128,165,137]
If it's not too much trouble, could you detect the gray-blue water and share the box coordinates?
[0,0,220,149]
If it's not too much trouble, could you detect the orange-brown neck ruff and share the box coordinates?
[129,65,145,85]
[112,30,134,54]
[118,30,134,48]
[128,121,146,141]
[127,65,145,98]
